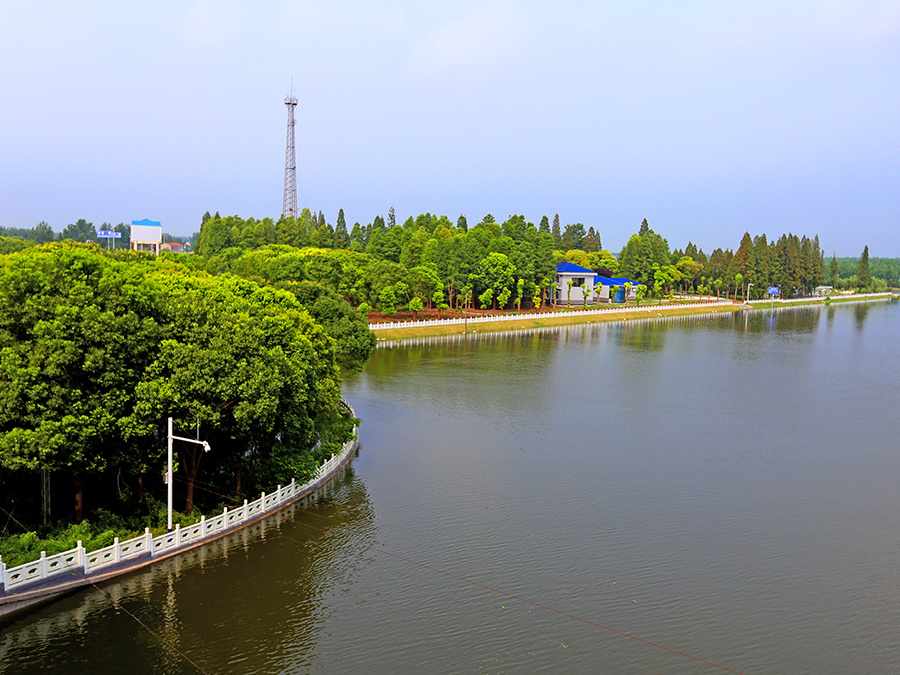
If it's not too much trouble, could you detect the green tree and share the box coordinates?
[277,280,376,373]
[496,286,512,309]
[583,227,601,253]
[130,275,348,512]
[618,223,671,288]
[580,285,591,308]
[639,218,649,236]
[564,249,590,269]
[196,214,238,256]
[675,256,701,293]
[0,244,164,521]
[0,237,36,254]
[379,287,397,316]
[408,296,424,320]
[562,223,586,250]
[349,222,365,251]
[408,265,442,307]
[61,218,96,243]
[588,250,620,276]
[538,215,550,235]
[829,253,839,287]
[478,287,494,309]
[472,252,515,310]
[857,245,871,289]
[333,209,350,249]
[30,221,56,244]
[113,223,131,249]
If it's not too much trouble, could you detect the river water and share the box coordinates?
[2,300,899,674]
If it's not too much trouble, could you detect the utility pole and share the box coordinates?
[166,418,211,532]
[41,467,50,525]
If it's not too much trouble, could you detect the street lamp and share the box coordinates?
[166,417,211,532]
[746,282,753,302]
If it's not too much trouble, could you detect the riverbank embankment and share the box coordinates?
[369,293,895,340]
[0,418,360,621]
[370,300,735,340]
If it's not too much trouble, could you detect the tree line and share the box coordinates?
[192,209,849,312]
[0,220,195,251]
[826,248,897,292]
[7,210,887,311]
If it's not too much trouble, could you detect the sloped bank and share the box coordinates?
[0,407,359,621]
[370,300,738,339]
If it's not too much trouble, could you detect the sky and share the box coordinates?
[1,1,898,256]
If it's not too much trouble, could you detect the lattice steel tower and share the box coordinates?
[282,89,298,218]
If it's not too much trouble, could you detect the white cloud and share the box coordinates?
[407,2,534,91]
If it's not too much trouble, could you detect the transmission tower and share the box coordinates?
[282,89,298,218]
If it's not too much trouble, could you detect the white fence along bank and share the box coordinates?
[747,292,893,306]
[0,417,358,598]
[369,299,735,331]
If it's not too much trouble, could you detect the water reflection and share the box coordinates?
[0,464,375,675]
[854,301,873,331]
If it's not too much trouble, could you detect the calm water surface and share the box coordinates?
[2,301,899,674]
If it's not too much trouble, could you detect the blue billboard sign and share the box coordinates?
[767,286,780,296]
[97,230,122,238]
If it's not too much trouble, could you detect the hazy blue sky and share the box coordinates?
[2,1,898,255]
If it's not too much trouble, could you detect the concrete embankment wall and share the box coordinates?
[0,413,359,620]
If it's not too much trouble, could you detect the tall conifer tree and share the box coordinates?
[857,245,871,288]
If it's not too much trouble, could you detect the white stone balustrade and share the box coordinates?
[0,407,357,595]
[368,300,734,330]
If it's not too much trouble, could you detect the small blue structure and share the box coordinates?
[554,263,636,305]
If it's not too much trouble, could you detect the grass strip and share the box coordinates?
[374,304,739,340]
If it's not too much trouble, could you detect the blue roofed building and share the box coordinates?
[553,262,637,305]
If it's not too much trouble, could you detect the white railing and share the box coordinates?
[747,292,893,305]
[0,407,358,595]
[368,300,734,330]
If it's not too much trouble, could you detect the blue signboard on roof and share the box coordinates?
[131,219,161,227]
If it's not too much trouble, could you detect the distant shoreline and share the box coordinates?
[370,293,895,340]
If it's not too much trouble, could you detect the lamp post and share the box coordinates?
[166,417,211,532]
[746,282,753,302]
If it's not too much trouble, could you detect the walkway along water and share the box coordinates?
[368,299,735,330]
[0,405,360,620]
[368,293,894,332]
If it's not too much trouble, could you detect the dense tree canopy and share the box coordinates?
[0,243,354,526]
